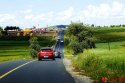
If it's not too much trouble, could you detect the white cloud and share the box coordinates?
[79,1,125,21]
[0,14,16,23]
[22,7,75,26]
[112,1,123,15]
[56,7,74,21]
[1,1,125,28]
[31,14,45,21]
[24,14,34,19]
[98,4,111,17]
[21,9,32,14]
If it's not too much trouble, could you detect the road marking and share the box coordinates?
[0,60,36,79]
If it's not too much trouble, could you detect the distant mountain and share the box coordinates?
[55,25,68,28]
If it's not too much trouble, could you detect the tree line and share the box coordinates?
[91,24,125,28]
[0,26,20,31]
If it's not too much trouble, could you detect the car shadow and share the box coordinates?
[38,59,56,61]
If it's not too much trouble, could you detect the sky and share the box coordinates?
[0,0,125,28]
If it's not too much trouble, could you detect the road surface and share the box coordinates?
[0,30,75,83]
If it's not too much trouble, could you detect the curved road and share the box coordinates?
[0,30,75,83]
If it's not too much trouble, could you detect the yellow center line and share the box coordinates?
[0,60,36,79]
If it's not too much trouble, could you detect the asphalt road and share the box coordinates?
[0,30,75,83]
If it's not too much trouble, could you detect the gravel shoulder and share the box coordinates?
[63,59,93,83]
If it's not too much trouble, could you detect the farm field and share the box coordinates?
[93,27,125,42]
[0,45,31,62]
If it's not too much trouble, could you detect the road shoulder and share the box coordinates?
[63,59,93,83]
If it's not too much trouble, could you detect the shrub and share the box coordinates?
[70,42,83,55]
[29,36,40,58]
[29,49,38,58]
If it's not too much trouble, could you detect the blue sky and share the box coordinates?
[0,0,125,28]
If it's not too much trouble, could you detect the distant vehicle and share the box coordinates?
[38,47,55,60]
[60,40,63,42]
[40,28,48,33]
[57,36,61,40]
[17,28,33,36]
[54,51,61,58]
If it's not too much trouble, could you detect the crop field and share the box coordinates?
[93,27,125,42]
[0,45,31,62]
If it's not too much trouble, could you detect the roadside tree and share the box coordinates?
[66,23,95,55]
[29,36,41,58]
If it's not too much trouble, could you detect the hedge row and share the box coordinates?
[0,36,53,41]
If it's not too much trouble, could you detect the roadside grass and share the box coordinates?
[64,47,74,59]
[72,41,125,82]
[0,55,32,62]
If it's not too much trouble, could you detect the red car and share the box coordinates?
[38,47,55,60]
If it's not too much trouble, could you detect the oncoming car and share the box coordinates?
[38,47,55,60]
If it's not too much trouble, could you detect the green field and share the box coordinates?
[64,27,125,82]
[93,27,125,42]
[0,45,31,62]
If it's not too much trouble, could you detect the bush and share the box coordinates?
[72,50,125,82]
[29,36,40,58]
[73,51,103,71]
[70,42,83,55]
[29,49,38,58]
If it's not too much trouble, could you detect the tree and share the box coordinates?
[29,36,41,58]
[4,26,20,31]
[91,24,94,27]
[0,26,3,36]
[66,23,84,36]
[0,26,3,31]
[66,23,95,55]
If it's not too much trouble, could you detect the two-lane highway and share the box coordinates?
[0,30,76,83]
[0,59,75,83]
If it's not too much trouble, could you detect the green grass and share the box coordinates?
[0,41,29,46]
[93,27,125,33]
[0,55,32,62]
[0,46,29,50]
[0,41,54,46]
[94,32,125,42]
[0,45,32,62]
[93,27,125,42]
[71,41,125,82]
